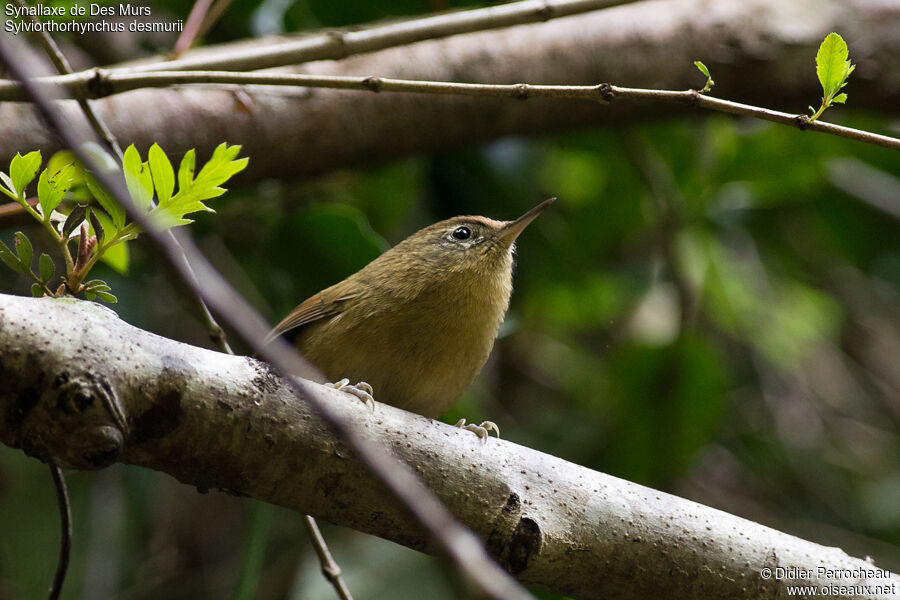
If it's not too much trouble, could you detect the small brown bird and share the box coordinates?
[270,198,554,438]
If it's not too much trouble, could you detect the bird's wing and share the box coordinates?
[265,282,362,343]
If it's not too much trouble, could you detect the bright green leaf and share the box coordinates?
[177,149,196,192]
[48,151,82,185]
[13,231,33,269]
[833,93,848,104]
[148,143,175,205]
[10,151,41,198]
[39,253,54,283]
[36,163,75,218]
[95,291,118,303]
[31,283,44,297]
[816,33,850,93]
[123,145,154,211]
[694,60,710,78]
[84,171,125,230]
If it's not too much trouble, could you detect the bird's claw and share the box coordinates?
[455,418,500,445]
[326,378,375,412]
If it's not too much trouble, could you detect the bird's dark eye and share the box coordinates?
[452,226,471,240]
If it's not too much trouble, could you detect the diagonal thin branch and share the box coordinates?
[10,14,357,598]
[0,32,533,600]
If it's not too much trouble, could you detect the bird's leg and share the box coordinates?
[325,378,375,411]
[454,418,500,444]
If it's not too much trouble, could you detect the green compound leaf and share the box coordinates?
[151,144,247,229]
[9,151,41,198]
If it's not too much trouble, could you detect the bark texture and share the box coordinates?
[0,0,898,181]
[1,293,898,600]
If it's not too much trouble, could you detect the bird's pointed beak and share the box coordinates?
[497,197,555,247]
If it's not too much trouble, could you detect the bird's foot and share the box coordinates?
[326,378,375,412]
[455,419,500,445]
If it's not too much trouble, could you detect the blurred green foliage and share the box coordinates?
[3,2,900,599]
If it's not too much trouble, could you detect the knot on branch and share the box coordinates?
[9,369,126,470]
[515,84,529,100]
[597,83,615,102]
[48,370,125,468]
[535,2,555,21]
[85,68,114,99]
[795,114,811,131]
[325,30,349,59]
[486,491,544,575]
[362,77,383,92]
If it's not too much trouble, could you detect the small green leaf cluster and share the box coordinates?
[809,32,855,121]
[0,143,248,302]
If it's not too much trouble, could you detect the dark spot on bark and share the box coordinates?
[6,386,39,433]
[250,360,281,394]
[53,372,70,388]
[130,388,183,444]
[507,517,541,575]
[502,492,520,514]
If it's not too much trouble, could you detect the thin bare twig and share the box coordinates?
[0,33,533,600]
[303,516,354,600]
[3,70,897,153]
[47,464,71,600]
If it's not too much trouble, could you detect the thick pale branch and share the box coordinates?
[1,293,897,600]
